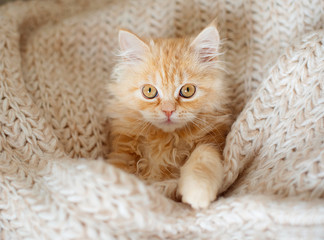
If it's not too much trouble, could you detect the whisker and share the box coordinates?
[181,115,226,151]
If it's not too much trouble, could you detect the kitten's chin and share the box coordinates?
[153,121,185,133]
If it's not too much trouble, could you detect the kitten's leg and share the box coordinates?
[107,152,136,174]
[150,179,181,201]
[178,144,224,209]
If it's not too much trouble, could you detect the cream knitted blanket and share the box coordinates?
[1,0,324,239]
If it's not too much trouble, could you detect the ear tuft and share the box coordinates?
[118,30,149,63]
[190,25,220,62]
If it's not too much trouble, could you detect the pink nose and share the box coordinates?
[163,110,174,118]
[161,101,175,119]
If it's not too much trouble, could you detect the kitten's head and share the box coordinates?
[108,24,228,132]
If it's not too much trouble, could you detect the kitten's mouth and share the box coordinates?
[158,118,186,131]
[149,117,186,132]
[163,116,179,125]
[165,118,173,124]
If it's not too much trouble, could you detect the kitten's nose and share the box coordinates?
[163,110,174,118]
[161,101,175,118]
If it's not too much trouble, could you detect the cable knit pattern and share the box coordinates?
[0,0,323,239]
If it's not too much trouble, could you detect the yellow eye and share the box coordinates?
[142,84,158,99]
[180,84,196,98]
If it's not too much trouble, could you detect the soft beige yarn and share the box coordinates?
[0,0,324,239]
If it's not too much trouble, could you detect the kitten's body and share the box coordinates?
[106,24,232,209]
[108,112,229,181]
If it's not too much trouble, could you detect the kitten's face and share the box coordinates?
[110,25,226,133]
[134,70,203,132]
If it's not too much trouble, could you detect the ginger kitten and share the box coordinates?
[106,23,233,209]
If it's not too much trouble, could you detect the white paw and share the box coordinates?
[178,177,216,209]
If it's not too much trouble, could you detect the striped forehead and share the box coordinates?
[154,64,184,85]
[153,44,187,85]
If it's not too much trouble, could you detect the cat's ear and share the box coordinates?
[190,24,220,62]
[118,29,149,63]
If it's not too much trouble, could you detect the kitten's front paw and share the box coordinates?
[178,177,216,209]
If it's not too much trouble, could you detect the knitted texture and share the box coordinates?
[0,0,324,239]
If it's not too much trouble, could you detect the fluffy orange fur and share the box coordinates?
[106,23,233,209]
